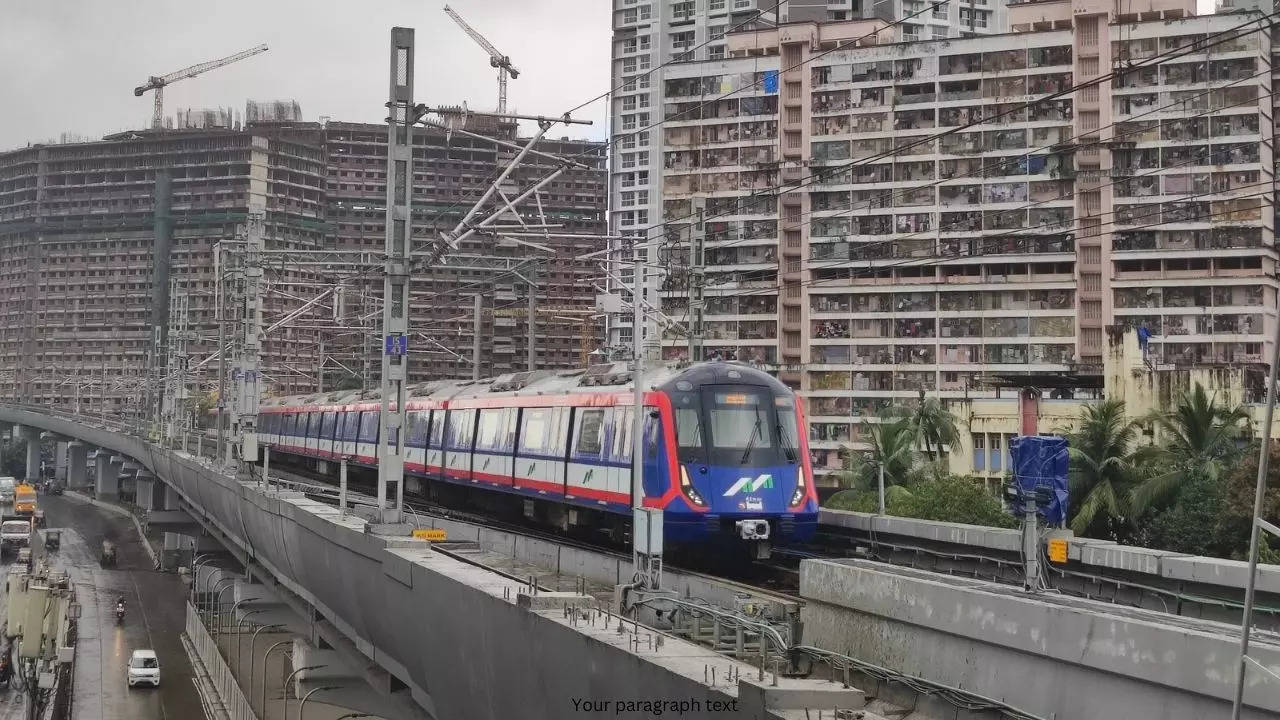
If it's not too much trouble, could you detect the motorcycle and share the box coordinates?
[115,603,125,625]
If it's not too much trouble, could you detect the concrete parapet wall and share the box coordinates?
[800,558,1280,720]
[820,508,1280,625]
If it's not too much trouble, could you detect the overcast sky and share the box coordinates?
[0,0,612,150]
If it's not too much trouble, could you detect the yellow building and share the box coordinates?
[947,327,1270,489]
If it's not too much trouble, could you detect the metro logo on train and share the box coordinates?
[722,474,774,496]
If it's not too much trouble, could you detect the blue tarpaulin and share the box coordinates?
[1010,435,1069,525]
[763,71,779,94]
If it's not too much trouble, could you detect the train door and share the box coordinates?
[405,410,429,473]
[515,407,564,496]
[320,411,337,458]
[304,412,321,454]
[425,410,445,477]
[605,407,634,506]
[473,407,513,487]
[443,409,475,482]
[566,408,606,504]
[641,409,665,502]
[356,410,379,464]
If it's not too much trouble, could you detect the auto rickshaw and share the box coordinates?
[43,529,60,551]
[100,540,117,567]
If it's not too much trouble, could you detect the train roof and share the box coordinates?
[261,361,784,409]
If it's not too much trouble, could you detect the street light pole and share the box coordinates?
[260,643,292,718]
[297,684,339,720]
[281,665,326,720]
[234,610,264,669]
[246,624,285,706]
[878,462,886,515]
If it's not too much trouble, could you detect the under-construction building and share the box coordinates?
[322,119,607,384]
[0,115,607,417]
[0,127,329,421]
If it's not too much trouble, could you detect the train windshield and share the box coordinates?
[673,385,800,467]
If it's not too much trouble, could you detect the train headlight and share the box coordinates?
[679,466,706,507]
[789,465,808,508]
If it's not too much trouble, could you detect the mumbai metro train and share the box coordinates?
[256,361,818,556]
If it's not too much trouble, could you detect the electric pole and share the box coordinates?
[688,197,706,362]
[377,27,415,525]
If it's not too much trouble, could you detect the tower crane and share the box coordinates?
[134,44,269,129]
[443,5,520,114]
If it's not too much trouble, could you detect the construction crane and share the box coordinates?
[443,5,520,114]
[134,44,269,130]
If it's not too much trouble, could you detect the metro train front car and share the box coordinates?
[652,363,818,558]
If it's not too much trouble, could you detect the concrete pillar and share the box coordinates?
[67,442,87,488]
[54,441,68,482]
[135,471,156,510]
[162,483,181,511]
[95,454,119,500]
[21,427,40,484]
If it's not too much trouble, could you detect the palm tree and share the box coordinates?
[840,414,920,491]
[1065,399,1141,536]
[914,392,960,462]
[1129,383,1250,515]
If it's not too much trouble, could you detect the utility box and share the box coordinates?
[17,583,48,659]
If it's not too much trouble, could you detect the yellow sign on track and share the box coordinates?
[1048,538,1068,564]
[413,529,447,542]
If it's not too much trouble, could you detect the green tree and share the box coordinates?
[893,474,1018,528]
[1064,399,1141,537]
[914,393,959,463]
[826,472,1016,529]
[1129,383,1249,516]
[839,414,919,491]
[1214,441,1280,559]
[0,439,26,478]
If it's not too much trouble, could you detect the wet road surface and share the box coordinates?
[38,494,204,720]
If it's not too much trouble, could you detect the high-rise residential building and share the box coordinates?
[0,116,608,418]
[607,0,1012,353]
[651,0,1276,486]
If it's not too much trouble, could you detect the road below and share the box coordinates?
[37,494,204,720]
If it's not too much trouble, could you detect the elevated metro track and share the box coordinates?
[5,405,1279,719]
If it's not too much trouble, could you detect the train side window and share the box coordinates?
[575,409,605,457]
[407,411,430,447]
[646,415,660,459]
[476,409,503,450]
[289,413,300,437]
[520,408,550,454]
[321,411,337,440]
[307,412,323,439]
[340,412,357,443]
[447,410,475,449]
[358,411,379,443]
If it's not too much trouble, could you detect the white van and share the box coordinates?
[0,477,15,504]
